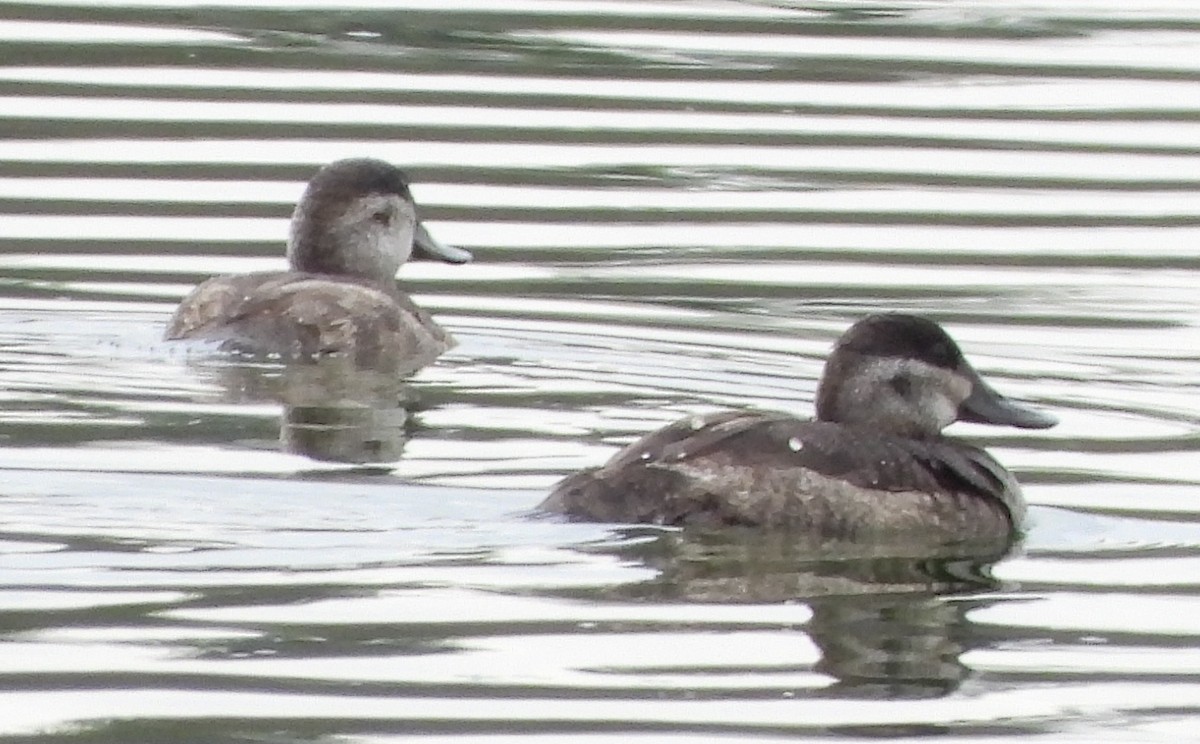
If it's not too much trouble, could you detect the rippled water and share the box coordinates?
[1,1,1200,741]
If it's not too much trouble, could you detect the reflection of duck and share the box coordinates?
[165,158,471,368]
[193,355,421,465]
[567,528,1005,699]
[541,314,1056,542]
[605,527,1008,602]
[807,593,978,700]
[275,358,419,464]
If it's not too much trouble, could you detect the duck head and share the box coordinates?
[287,158,472,282]
[815,313,1057,439]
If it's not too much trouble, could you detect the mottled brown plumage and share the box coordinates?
[165,158,470,369]
[540,314,1056,542]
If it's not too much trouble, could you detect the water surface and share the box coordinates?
[1,1,1200,741]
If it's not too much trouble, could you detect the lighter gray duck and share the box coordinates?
[165,158,472,368]
[539,313,1057,542]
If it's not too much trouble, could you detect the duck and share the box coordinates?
[539,313,1056,542]
[165,158,472,368]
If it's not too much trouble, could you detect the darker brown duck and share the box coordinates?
[165,158,471,368]
[539,313,1057,542]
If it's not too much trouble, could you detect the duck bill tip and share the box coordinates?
[413,222,472,264]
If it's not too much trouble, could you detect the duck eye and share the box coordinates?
[370,209,392,226]
[889,373,912,398]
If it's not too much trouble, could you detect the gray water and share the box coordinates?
[2,0,1200,741]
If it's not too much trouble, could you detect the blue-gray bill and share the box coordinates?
[959,372,1057,429]
[414,222,473,264]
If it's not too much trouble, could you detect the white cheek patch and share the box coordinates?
[337,194,417,274]
[906,360,970,430]
[831,356,972,435]
[856,358,967,432]
[387,198,418,259]
[924,390,959,431]
[392,198,417,230]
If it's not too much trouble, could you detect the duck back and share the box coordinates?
[541,411,1021,541]
[165,271,452,368]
